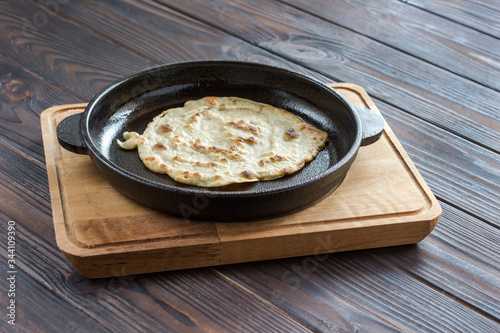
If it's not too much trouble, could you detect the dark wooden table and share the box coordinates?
[1,1,499,332]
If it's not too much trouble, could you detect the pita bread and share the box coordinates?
[117,97,327,187]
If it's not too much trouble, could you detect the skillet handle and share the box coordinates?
[56,113,89,154]
[354,106,385,146]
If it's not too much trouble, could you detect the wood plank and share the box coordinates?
[25,0,329,78]
[212,251,500,332]
[3,0,325,81]
[161,0,500,152]
[282,0,500,90]
[0,59,84,161]
[372,201,500,320]
[31,0,239,65]
[0,141,52,219]
[378,99,500,226]
[0,0,320,116]
[0,267,108,332]
[0,0,155,100]
[1,242,312,332]
[409,0,500,38]
[2,35,495,331]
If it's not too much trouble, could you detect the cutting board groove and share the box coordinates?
[41,83,441,278]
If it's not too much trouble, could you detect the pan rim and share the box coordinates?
[82,60,362,199]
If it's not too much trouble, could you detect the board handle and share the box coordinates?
[355,106,385,146]
[56,112,89,154]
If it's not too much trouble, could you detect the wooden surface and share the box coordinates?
[1,0,499,331]
[41,84,441,278]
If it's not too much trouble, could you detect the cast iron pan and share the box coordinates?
[57,61,384,221]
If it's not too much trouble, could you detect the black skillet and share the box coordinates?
[56,61,384,221]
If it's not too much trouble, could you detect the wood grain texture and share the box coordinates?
[282,0,500,90]
[378,98,500,225]
[0,59,84,162]
[213,253,500,332]
[163,0,500,151]
[409,0,500,38]
[0,0,498,331]
[25,0,336,81]
[0,269,108,333]
[31,0,237,64]
[372,201,500,320]
[0,0,154,100]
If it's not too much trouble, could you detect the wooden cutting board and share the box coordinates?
[41,83,441,278]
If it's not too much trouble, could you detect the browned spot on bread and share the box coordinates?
[281,166,294,175]
[203,96,218,106]
[190,110,210,122]
[195,161,218,167]
[297,158,307,166]
[227,120,261,135]
[192,142,244,161]
[284,128,299,140]
[259,155,285,166]
[300,123,322,134]
[233,136,258,145]
[270,155,284,162]
[158,123,174,133]
[153,142,167,150]
[241,170,257,179]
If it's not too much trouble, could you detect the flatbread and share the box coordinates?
[117,96,327,187]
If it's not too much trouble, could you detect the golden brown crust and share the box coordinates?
[190,110,210,123]
[153,142,167,150]
[284,128,299,141]
[241,170,257,179]
[158,123,174,133]
[227,120,261,135]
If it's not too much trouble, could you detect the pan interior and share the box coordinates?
[86,63,358,195]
